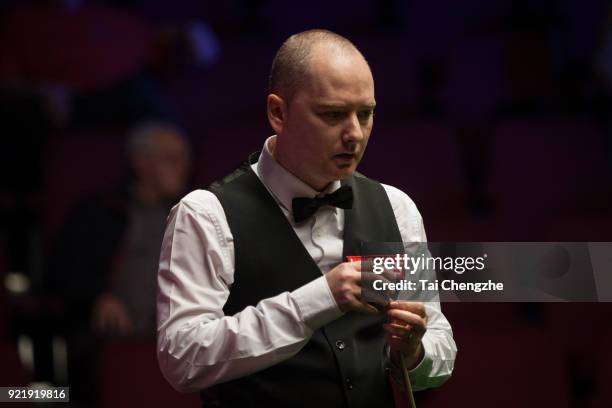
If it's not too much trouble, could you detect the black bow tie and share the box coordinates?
[291,185,354,223]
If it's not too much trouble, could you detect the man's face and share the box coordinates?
[275,45,375,190]
[135,131,192,199]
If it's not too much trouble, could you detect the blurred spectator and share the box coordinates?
[0,0,155,292]
[0,0,217,305]
[45,122,192,405]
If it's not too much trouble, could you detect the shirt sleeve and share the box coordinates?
[382,184,457,391]
[156,190,342,392]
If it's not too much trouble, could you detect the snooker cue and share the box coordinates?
[400,351,417,408]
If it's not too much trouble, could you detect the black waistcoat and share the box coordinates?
[205,154,403,408]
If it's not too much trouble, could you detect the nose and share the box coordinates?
[341,112,364,144]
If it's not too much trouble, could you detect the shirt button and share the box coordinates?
[346,378,354,390]
[335,340,346,350]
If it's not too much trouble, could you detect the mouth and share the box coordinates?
[333,153,357,161]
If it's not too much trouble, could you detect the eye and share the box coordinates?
[322,111,344,120]
[357,109,373,123]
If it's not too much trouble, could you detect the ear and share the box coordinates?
[267,93,286,135]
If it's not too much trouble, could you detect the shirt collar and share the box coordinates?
[256,135,341,212]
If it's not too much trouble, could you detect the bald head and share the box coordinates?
[126,122,192,201]
[269,29,369,102]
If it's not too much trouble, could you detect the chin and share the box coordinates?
[331,166,356,181]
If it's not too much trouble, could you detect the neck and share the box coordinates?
[270,137,330,192]
[132,182,163,206]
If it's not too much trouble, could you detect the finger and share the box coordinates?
[388,301,427,318]
[385,333,411,354]
[356,302,380,315]
[361,272,393,286]
[385,331,422,350]
[355,285,363,299]
[350,297,380,315]
[387,308,427,328]
[381,268,403,281]
[347,260,361,272]
[354,283,388,306]
[393,322,426,340]
[383,322,413,338]
[385,332,410,345]
[340,268,361,287]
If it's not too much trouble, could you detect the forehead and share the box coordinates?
[149,131,188,153]
[296,45,375,106]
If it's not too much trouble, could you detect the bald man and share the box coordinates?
[157,30,456,408]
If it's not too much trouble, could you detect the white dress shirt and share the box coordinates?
[157,136,456,393]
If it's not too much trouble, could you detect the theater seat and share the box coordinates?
[194,122,271,185]
[40,130,127,244]
[544,217,612,242]
[359,121,469,218]
[0,340,31,387]
[585,327,612,408]
[98,339,200,408]
[420,327,571,408]
[487,119,612,237]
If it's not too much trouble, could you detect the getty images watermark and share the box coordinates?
[358,242,612,304]
[370,251,502,293]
